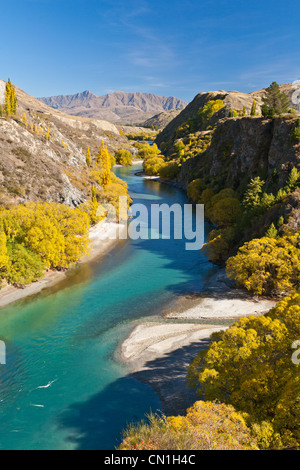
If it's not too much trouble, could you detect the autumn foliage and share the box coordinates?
[226,232,300,295]
[0,202,90,286]
[119,401,257,450]
[188,292,300,449]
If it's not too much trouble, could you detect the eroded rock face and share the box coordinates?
[177,116,299,192]
[0,119,88,207]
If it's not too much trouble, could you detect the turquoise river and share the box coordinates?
[0,164,216,450]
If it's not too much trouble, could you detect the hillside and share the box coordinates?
[156,84,295,147]
[139,82,300,266]
[39,90,187,125]
[0,79,132,207]
[142,109,182,129]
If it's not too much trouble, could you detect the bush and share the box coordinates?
[188,292,300,448]
[138,143,160,160]
[119,401,257,450]
[159,161,180,180]
[143,156,165,176]
[187,179,206,202]
[202,227,235,264]
[6,241,45,286]
[226,231,300,295]
[208,197,241,227]
[115,150,133,166]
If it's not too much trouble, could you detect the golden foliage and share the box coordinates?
[119,401,257,450]
[188,292,300,448]
[226,232,300,295]
[143,156,165,176]
[0,202,91,286]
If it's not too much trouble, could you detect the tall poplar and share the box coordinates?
[97,140,111,186]
[86,147,91,167]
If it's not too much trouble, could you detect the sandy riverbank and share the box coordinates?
[120,269,277,414]
[0,220,125,309]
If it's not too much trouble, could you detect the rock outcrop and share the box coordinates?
[156,84,295,147]
[176,116,300,194]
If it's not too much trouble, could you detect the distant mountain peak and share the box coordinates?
[38,90,188,124]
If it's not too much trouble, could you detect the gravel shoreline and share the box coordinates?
[0,220,125,310]
[120,269,277,415]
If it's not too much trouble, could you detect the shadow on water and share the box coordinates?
[57,337,212,450]
[58,375,161,450]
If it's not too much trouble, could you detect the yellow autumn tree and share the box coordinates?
[22,113,28,128]
[188,292,300,448]
[226,231,300,295]
[4,78,17,115]
[187,179,206,203]
[143,155,165,176]
[0,231,9,277]
[119,401,257,450]
[0,202,90,278]
[86,147,91,167]
[97,140,111,186]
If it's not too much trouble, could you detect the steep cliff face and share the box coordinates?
[176,117,299,195]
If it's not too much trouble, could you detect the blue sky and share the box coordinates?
[1,0,299,101]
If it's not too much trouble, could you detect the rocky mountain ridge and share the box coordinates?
[39,90,187,124]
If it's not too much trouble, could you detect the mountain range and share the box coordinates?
[38,91,188,125]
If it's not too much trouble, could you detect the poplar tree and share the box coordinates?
[92,184,97,204]
[4,80,12,115]
[86,147,91,167]
[22,113,28,128]
[97,140,111,186]
[250,100,257,116]
[4,78,17,116]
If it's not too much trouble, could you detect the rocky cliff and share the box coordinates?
[0,80,133,208]
[177,116,299,194]
[156,84,295,147]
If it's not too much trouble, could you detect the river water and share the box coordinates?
[0,164,215,450]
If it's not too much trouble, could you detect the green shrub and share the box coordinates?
[159,161,180,180]
[187,179,206,202]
